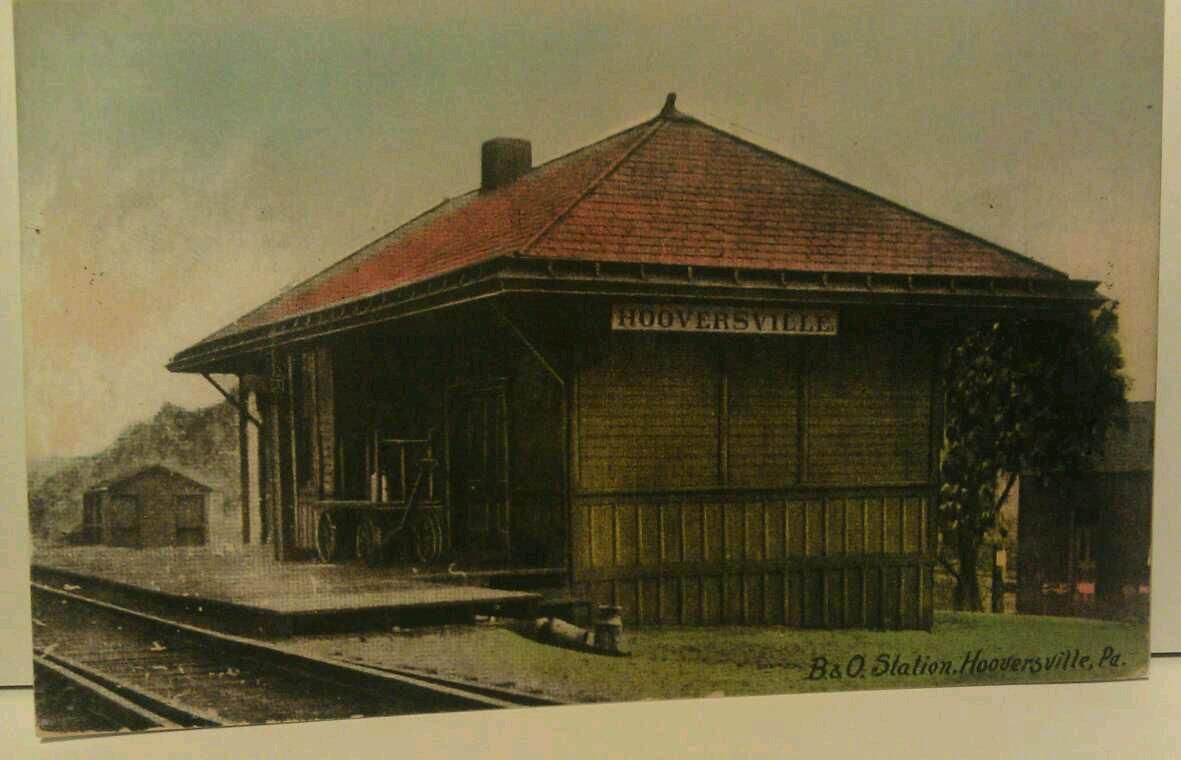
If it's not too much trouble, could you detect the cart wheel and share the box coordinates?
[427,511,446,561]
[355,515,385,567]
[316,512,340,563]
[409,511,444,564]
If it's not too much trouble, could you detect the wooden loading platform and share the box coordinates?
[32,546,548,637]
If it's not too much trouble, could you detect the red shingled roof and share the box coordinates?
[189,98,1066,349]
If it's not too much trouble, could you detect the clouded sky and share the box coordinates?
[15,0,1163,459]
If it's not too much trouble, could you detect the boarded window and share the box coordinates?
[81,494,102,544]
[174,495,206,546]
[806,324,931,485]
[727,342,800,487]
[107,495,139,546]
[578,334,720,490]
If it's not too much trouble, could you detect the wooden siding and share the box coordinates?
[576,324,932,494]
[571,316,938,628]
[805,326,932,484]
[727,343,800,487]
[577,334,720,490]
[570,490,933,628]
[94,471,209,549]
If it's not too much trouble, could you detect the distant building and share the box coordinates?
[1017,401,1154,617]
[81,465,213,548]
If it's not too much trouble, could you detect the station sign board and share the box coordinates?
[610,303,838,336]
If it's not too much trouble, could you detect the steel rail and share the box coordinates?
[34,652,194,732]
[31,581,565,716]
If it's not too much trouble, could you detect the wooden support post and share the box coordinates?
[269,356,286,560]
[283,353,299,558]
[269,349,296,561]
[238,378,251,545]
[310,350,322,498]
[257,392,272,544]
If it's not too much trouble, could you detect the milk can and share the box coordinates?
[593,605,625,655]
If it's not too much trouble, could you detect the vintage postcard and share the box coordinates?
[17,1,1161,738]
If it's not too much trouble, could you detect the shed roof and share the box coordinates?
[171,94,1096,372]
[88,464,213,494]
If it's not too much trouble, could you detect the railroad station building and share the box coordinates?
[81,465,212,549]
[169,94,1102,629]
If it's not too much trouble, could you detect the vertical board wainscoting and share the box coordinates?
[571,491,934,629]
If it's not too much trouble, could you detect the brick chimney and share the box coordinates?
[481,138,532,191]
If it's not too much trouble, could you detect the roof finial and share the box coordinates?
[660,92,677,117]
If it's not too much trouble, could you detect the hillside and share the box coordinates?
[27,398,241,544]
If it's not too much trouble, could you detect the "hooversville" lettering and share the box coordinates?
[611,303,838,336]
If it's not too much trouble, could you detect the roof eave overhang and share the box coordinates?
[501,256,1103,310]
[168,254,1103,374]
[166,257,513,374]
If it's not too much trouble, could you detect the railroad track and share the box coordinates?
[31,581,563,733]
[34,651,205,733]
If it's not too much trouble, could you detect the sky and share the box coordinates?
[14,0,1163,459]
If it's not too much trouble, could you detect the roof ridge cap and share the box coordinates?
[518,117,668,256]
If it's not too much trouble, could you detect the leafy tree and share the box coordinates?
[937,303,1128,611]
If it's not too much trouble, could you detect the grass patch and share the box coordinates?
[292,612,1149,703]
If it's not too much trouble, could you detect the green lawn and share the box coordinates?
[290,611,1149,703]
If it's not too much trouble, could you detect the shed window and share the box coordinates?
[107,495,140,547]
[174,495,206,546]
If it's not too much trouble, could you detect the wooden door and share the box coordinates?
[450,384,510,563]
[174,495,207,546]
[107,495,141,547]
[82,493,102,544]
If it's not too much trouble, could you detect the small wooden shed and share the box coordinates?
[81,465,213,548]
[1016,401,1154,617]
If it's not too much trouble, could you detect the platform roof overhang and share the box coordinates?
[167,254,1103,375]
